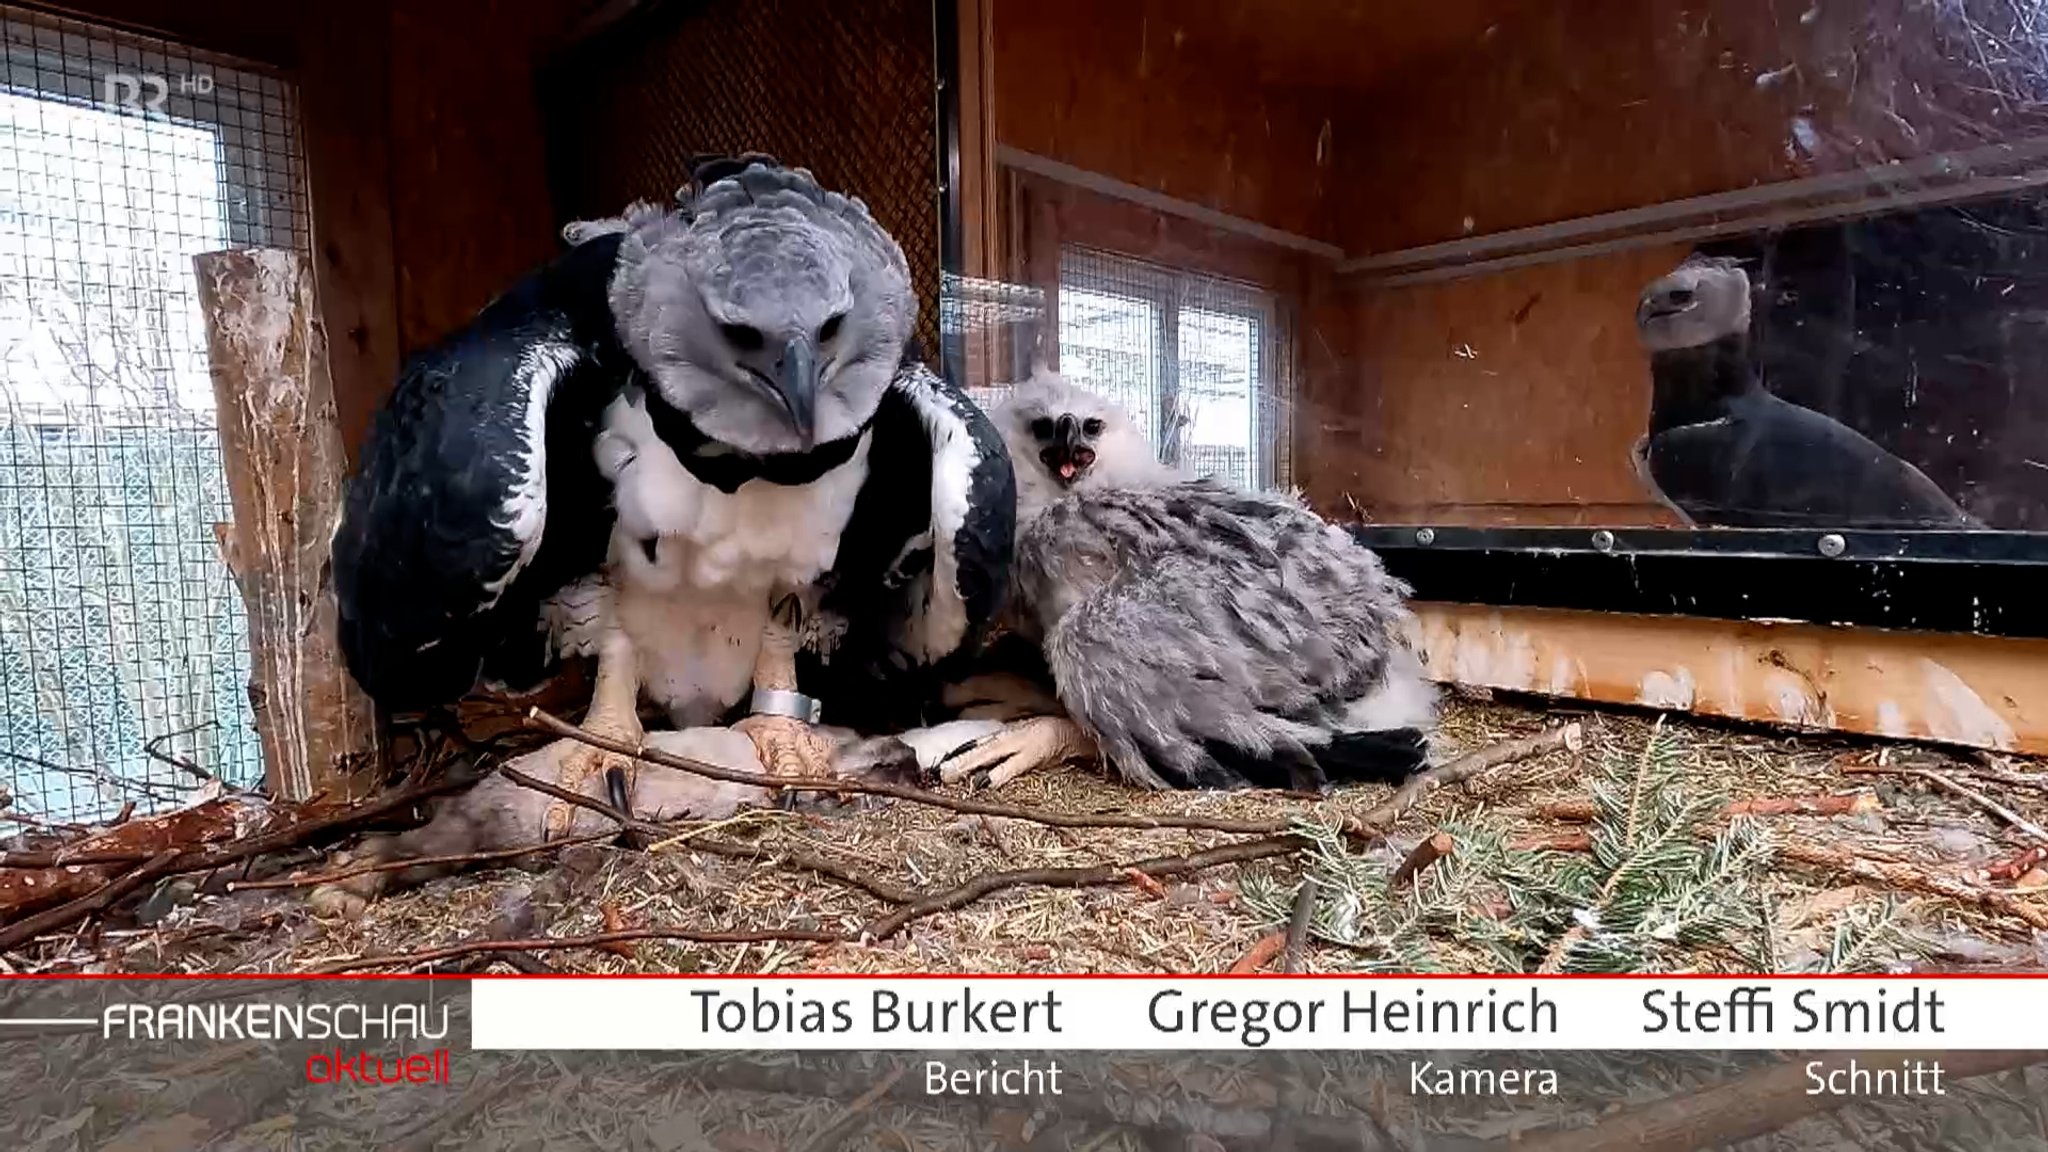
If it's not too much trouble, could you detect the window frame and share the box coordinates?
[1055,243,1293,491]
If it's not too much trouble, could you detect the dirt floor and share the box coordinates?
[16,691,2044,978]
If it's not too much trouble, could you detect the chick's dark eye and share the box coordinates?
[719,323,764,352]
[1028,417,1055,440]
[819,313,845,342]
[1081,418,1105,436]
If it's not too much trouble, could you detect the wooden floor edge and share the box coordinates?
[1407,602,2048,757]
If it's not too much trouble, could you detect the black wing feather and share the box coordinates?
[332,234,631,712]
[801,360,1016,730]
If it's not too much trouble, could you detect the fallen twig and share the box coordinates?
[0,748,190,806]
[687,837,917,905]
[0,810,91,833]
[498,764,915,903]
[1509,829,1595,853]
[143,720,223,785]
[597,902,637,958]
[1283,875,1319,974]
[500,764,658,836]
[1724,792,1880,818]
[311,926,847,974]
[1124,867,1170,899]
[1352,723,1582,831]
[1945,753,2048,794]
[224,832,618,892]
[530,707,1315,837]
[0,850,178,953]
[1775,841,2048,929]
[1228,933,1287,974]
[1842,763,2048,847]
[858,836,1307,942]
[1536,790,1879,824]
[0,762,491,956]
[1988,846,2048,883]
[1391,832,1455,888]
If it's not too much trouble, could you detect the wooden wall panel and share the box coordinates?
[297,2,400,462]
[1304,246,1693,525]
[386,0,563,355]
[1413,602,2048,756]
[1338,0,2048,256]
[990,0,1341,244]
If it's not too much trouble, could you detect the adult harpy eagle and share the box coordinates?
[1629,253,1977,529]
[332,158,1014,827]
[929,369,1438,792]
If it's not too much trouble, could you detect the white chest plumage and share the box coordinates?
[543,392,872,725]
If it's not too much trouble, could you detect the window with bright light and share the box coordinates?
[0,4,308,822]
[1056,246,1291,490]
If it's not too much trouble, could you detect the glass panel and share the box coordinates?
[949,0,2048,544]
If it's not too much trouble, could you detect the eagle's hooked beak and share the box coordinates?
[1637,284,1697,326]
[774,335,820,447]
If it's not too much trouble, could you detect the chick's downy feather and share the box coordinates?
[1015,477,1429,791]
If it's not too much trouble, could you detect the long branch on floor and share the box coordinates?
[0,718,1657,972]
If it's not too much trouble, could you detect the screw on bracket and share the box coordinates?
[1591,530,1616,552]
[1415,527,1436,545]
[1817,533,1847,558]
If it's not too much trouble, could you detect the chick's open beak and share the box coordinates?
[1041,414,1096,485]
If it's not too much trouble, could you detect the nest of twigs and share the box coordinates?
[3,690,2047,978]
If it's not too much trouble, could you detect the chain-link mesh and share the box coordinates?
[0,4,308,823]
[545,0,942,357]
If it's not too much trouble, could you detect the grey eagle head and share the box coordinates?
[992,366,1174,523]
[607,162,914,454]
[1636,253,1752,353]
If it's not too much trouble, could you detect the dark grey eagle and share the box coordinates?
[331,156,1014,821]
[1630,252,1977,529]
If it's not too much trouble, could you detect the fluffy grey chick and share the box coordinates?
[936,369,1438,792]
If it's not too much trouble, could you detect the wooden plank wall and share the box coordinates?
[989,0,1343,247]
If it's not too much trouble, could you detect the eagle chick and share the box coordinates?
[937,369,1437,792]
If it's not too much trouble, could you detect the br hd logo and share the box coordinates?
[103,71,213,115]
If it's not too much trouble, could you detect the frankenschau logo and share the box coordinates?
[102,70,214,115]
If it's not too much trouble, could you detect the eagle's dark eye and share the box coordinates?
[1081,418,1105,437]
[719,323,765,351]
[819,313,845,342]
[1029,417,1056,440]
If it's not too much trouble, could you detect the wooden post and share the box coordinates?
[193,247,380,804]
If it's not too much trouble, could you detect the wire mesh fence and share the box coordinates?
[0,4,308,823]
